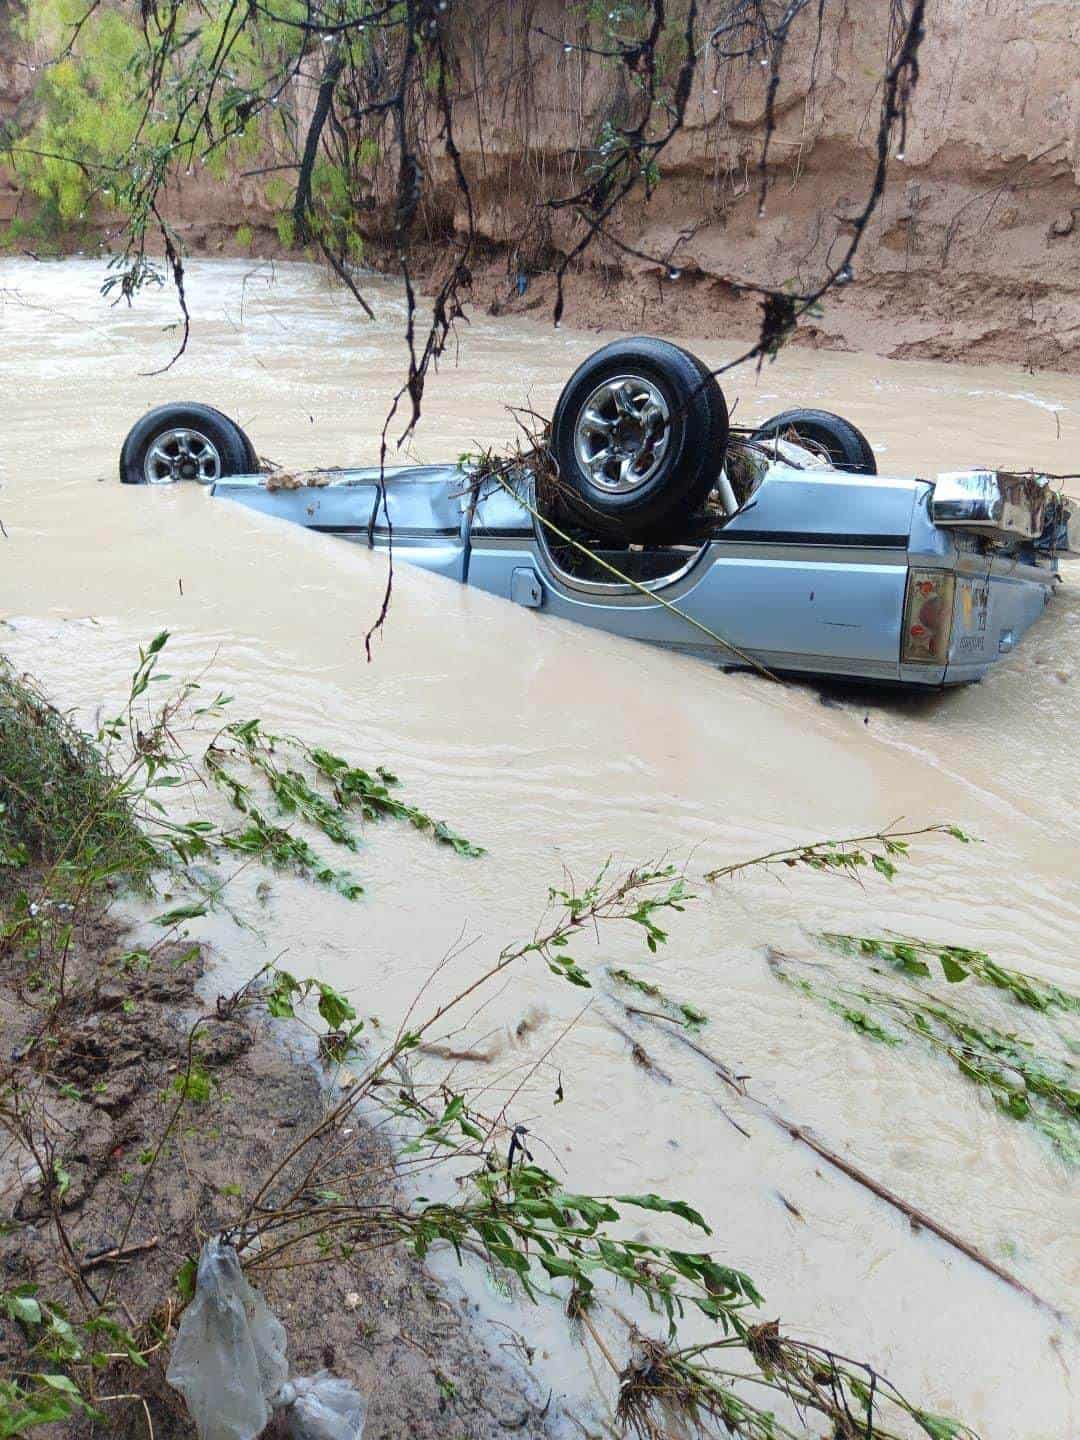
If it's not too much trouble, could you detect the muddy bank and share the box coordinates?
[0,908,552,1439]
[5,1,1080,370]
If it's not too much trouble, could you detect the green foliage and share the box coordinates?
[500,864,692,992]
[771,953,1078,1162]
[705,822,972,884]
[400,1160,758,1338]
[8,0,374,285]
[822,931,1079,1013]
[205,716,483,897]
[264,967,364,1055]
[608,967,708,1029]
[0,1281,146,1433]
[0,655,158,886]
[0,629,485,1076]
[13,3,145,221]
[172,1064,212,1105]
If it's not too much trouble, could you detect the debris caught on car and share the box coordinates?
[120,336,1072,689]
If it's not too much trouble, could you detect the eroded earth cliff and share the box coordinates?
[3,0,1080,368]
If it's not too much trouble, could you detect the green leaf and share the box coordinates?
[152,902,207,926]
[316,982,356,1031]
[172,1066,211,1104]
[614,1194,712,1234]
[265,970,300,1018]
[175,1257,197,1303]
[36,1374,81,1396]
[2,1292,42,1325]
[893,956,931,979]
[940,955,969,984]
[913,1412,971,1440]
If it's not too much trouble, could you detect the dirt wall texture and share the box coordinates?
[4,0,1080,369]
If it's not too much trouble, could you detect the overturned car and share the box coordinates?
[119,337,1072,687]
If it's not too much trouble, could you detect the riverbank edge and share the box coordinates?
[8,219,1080,379]
[0,897,556,1440]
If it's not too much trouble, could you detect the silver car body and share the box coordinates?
[211,453,1064,686]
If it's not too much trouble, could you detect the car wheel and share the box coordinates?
[751,408,877,475]
[550,337,729,540]
[119,404,256,485]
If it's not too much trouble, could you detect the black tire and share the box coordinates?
[119,403,256,485]
[751,408,877,475]
[550,337,729,540]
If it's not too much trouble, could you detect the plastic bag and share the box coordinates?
[166,1238,288,1440]
[283,1373,369,1440]
[167,1238,367,1440]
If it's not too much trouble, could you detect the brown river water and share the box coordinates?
[0,259,1076,1437]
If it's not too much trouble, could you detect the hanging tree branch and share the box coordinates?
[6,0,930,623]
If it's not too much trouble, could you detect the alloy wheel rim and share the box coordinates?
[573,374,671,493]
[143,428,222,485]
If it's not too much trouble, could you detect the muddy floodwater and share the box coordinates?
[1,259,1077,1438]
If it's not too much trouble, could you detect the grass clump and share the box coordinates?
[0,655,157,885]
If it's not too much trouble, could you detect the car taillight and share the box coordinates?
[902,569,955,663]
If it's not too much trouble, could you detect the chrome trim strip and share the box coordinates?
[698,542,909,567]
[719,529,908,548]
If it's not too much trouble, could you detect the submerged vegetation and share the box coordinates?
[0,637,1002,1438]
[770,943,1079,1165]
[821,930,1080,1014]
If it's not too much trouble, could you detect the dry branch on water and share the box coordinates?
[0,641,997,1438]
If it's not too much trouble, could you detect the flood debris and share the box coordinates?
[264,469,338,492]
[603,1016,674,1084]
[623,999,1065,1320]
[606,967,709,1031]
[820,930,1079,1014]
[167,1237,368,1440]
[771,945,1078,1162]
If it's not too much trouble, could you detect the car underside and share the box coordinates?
[118,335,1073,688]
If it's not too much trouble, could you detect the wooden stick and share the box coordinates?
[80,1236,159,1272]
[617,1008,751,1137]
[624,1008,1064,1321]
[603,1016,674,1085]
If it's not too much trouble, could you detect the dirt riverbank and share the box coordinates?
[5,1,1080,372]
[0,903,552,1440]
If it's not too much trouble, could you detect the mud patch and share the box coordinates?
[0,912,552,1440]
